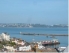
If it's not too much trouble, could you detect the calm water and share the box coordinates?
[0,27,68,47]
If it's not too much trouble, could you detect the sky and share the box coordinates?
[0,0,68,25]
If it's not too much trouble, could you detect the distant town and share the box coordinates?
[0,23,68,28]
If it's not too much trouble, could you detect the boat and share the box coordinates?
[42,39,60,46]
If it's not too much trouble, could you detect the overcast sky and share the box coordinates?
[0,0,68,25]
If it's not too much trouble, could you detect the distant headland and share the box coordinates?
[0,23,68,28]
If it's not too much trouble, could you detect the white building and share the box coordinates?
[11,39,25,45]
[11,38,18,44]
[18,45,31,51]
[63,46,68,53]
[37,42,45,49]
[0,33,10,41]
[3,45,17,52]
[17,40,25,45]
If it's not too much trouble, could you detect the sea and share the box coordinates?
[0,27,68,47]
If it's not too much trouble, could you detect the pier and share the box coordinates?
[20,32,68,36]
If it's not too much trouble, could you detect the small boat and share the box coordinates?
[42,39,60,46]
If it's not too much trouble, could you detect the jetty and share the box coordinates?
[20,32,68,36]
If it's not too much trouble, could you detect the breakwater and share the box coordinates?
[20,32,68,36]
